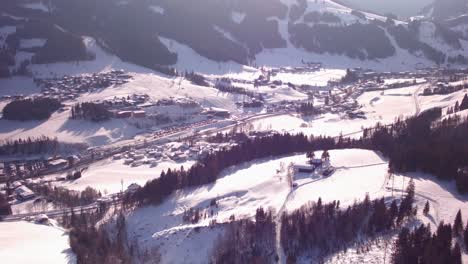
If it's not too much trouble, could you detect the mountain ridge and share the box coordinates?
[1,0,468,76]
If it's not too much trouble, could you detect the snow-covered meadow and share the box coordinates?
[122,148,468,263]
[49,158,195,194]
[0,221,75,264]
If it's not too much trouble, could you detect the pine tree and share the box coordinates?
[406,178,415,201]
[460,94,468,111]
[423,201,430,216]
[392,227,410,263]
[321,150,330,160]
[454,210,463,237]
[451,242,462,264]
[464,221,468,251]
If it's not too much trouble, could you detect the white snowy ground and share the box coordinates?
[123,148,468,263]
[11,198,55,215]
[248,85,467,138]
[0,221,75,264]
[270,69,346,87]
[419,88,468,113]
[125,149,384,263]
[247,85,420,138]
[48,158,195,194]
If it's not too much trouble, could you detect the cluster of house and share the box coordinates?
[204,107,231,118]
[116,110,146,119]
[100,94,150,110]
[293,154,335,178]
[423,81,467,96]
[115,140,236,168]
[0,156,74,179]
[112,97,207,120]
[0,155,84,202]
[34,70,132,102]
[0,180,35,201]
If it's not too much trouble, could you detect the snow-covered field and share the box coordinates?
[0,221,75,264]
[247,85,467,138]
[0,110,141,146]
[123,148,468,263]
[247,85,420,138]
[125,149,385,263]
[49,158,195,194]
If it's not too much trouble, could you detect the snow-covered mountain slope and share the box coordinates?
[2,0,468,76]
[0,221,75,264]
[340,0,433,18]
[122,148,468,263]
[124,149,386,263]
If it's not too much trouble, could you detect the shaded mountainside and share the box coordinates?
[425,0,468,21]
[2,0,468,74]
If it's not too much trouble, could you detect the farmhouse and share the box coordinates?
[15,186,35,200]
[48,158,68,169]
[132,110,146,118]
[309,158,323,167]
[293,163,316,174]
[116,111,132,118]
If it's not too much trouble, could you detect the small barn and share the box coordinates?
[15,186,35,200]
[309,158,323,167]
[294,164,316,174]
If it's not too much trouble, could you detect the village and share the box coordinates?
[34,70,132,102]
[0,65,467,221]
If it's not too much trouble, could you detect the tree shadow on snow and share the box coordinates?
[57,118,140,145]
[405,172,468,203]
[0,118,49,136]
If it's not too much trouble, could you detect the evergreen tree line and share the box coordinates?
[61,201,132,264]
[71,102,112,122]
[0,136,59,156]
[215,78,255,97]
[446,94,468,115]
[0,192,12,216]
[297,102,320,116]
[30,184,101,208]
[281,180,415,262]
[2,97,61,121]
[212,208,277,263]
[184,71,210,87]
[215,82,257,98]
[392,209,468,264]
[361,107,468,192]
[460,94,468,111]
[125,133,359,206]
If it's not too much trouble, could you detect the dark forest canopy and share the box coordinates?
[71,102,112,122]
[361,106,468,192]
[2,97,62,121]
[3,0,466,71]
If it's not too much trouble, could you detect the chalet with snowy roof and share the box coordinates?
[294,163,316,174]
[47,158,68,169]
[15,186,35,200]
[132,110,146,118]
[309,158,323,167]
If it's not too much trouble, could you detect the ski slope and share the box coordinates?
[123,147,468,263]
[49,158,195,194]
[125,149,389,263]
[0,221,75,264]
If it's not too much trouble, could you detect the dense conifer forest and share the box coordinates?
[71,102,112,122]
[2,97,61,121]
[361,106,468,192]
[281,181,415,262]
[0,136,59,155]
